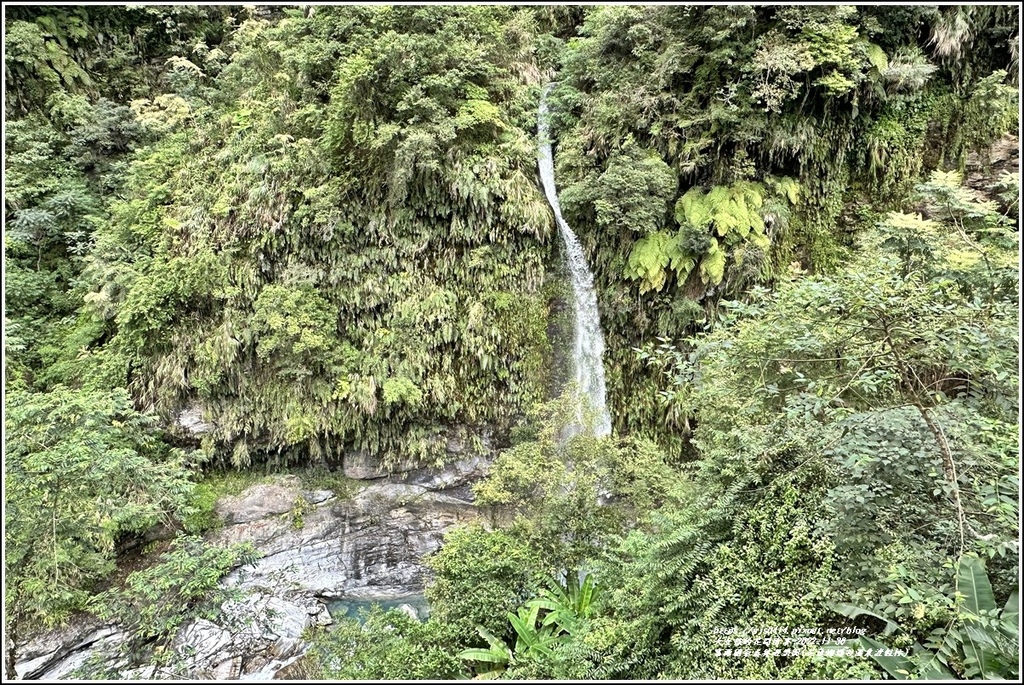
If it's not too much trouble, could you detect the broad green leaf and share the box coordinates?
[508,611,536,646]
[857,636,915,679]
[526,598,560,612]
[476,625,508,652]
[961,624,1000,679]
[829,602,900,636]
[458,648,510,664]
[1001,590,1018,629]
[959,556,997,617]
[866,42,889,72]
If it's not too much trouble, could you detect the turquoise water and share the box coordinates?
[326,594,430,623]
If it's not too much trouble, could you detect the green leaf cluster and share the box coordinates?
[4,387,197,632]
[70,7,556,469]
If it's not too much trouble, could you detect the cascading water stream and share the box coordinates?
[537,85,612,438]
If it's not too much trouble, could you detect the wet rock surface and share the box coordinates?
[175,402,215,437]
[342,426,493,480]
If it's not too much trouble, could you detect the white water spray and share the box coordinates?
[537,85,612,438]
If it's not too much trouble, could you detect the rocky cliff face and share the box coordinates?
[212,460,487,600]
[964,132,1019,212]
[13,455,492,680]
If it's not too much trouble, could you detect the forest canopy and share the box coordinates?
[3,4,1019,681]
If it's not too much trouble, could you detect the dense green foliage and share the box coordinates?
[839,555,1019,679]
[4,4,1019,681]
[303,607,464,680]
[75,6,557,469]
[583,177,1018,679]
[548,5,1018,451]
[85,536,258,677]
[4,387,195,641]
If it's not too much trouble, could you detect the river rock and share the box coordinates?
[302,489,334,506]
[398,454,489,492]
[14,620,125,680]
[13,449,493,681]
[214,480,481,598]
[342,449,391,479]
[215,476,303,524]
[443,425,493,457]
[171,593,318,680]
[343,427,493,480]
[174,619,237,679]
[12,594,322,681]
[965,132,1018,185]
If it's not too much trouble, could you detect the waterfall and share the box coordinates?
[537,85,612,438]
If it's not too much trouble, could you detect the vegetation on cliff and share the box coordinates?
[4,4,1019,680]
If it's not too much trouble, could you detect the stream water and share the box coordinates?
[537,85,612,438]
[326,594,430,623]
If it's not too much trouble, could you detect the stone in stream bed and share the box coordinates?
[13,454,491,680]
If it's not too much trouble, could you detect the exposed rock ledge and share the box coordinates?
[13,455,491,680]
